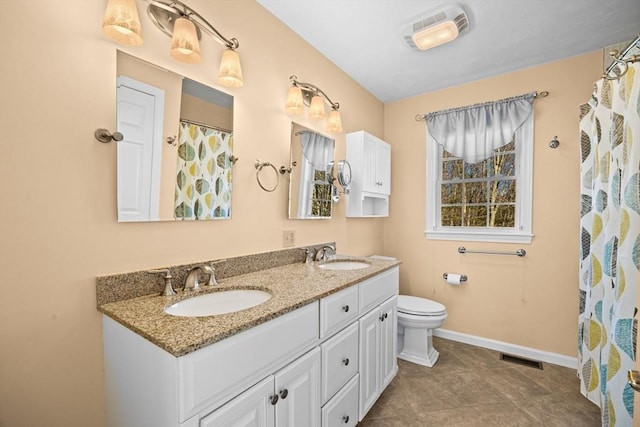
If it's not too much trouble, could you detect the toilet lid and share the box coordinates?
[397,295,446,316]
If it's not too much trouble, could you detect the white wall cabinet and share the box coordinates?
[346,130,391,217]
[102,267,399,427]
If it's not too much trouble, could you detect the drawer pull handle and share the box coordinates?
[343,305,350,312]
[279,389,289,399]
[270,394,279,405]
[342,358,350,366]
[343,415,350,423]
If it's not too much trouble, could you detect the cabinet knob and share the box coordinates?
[270,394,279,405]
[279,389,289,399]
[343,415,350,423]
[342,358,350,366]
[342,305,350,313]
[380,315,385,322]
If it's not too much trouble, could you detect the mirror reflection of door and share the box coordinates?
[115,51,234,222]
[288,123,335,219]
[116,77,164,222]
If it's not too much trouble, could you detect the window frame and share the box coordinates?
[425,115,534,243]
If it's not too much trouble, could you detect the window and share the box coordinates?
[310,169,332,217]
[426,114,533,243]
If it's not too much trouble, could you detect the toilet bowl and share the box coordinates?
[397,295,447,367]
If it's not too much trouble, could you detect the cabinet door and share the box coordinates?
[362,136,379,193]
[375,142,391,195]
[379,296,398,390]
[200,376,275,427]
[358,308,380,421]
[275,347,321,427]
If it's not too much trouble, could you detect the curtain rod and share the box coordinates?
[180,118,232,134]
[414,90,549,122]
[603,33,640,80]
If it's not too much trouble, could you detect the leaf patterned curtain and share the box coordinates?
[174,121,233,220]
[578,63,640,426]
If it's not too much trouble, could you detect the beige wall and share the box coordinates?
[0,1,384,426]
[383,52,603,357]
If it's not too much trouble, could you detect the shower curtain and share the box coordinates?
[578,62,639,426]
[174,121,234,220]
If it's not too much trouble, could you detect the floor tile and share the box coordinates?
[359,338,602,426]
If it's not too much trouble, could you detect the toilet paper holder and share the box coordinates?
[443,273,467,282]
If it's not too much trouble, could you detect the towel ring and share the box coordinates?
[254,160,279,192]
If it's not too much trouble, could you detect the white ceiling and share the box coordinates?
[257,0,640,103]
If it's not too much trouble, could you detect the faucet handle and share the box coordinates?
[148,269,176,296]
[205,263,219,286]
[301,248,315,264]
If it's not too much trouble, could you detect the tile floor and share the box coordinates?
[359,337,601,426]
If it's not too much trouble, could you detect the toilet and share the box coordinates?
[397,295,447,367]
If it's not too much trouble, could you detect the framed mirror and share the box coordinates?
[287,123,336,219]
[116,51,235,222]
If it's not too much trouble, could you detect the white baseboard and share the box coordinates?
[433,328,578,369]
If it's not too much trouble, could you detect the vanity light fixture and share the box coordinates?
[285,75,343,133]
[101,0,244,88]
[402,4,469,51]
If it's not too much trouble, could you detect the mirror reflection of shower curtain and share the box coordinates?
[297,132,334,218]
[174,121,234,220]
[578,63,639,426]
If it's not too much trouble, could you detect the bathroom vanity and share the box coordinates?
[98,253,400,427]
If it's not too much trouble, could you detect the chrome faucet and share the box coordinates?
[314,244,336,262]
[184,264,214,291]
[302,248,315,264]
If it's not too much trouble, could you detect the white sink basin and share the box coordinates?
[318,261,371,271]
[165,289,271,317]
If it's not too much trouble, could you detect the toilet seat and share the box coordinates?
[397,295,446,316]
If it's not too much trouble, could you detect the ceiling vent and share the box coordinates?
[402,5,469,51]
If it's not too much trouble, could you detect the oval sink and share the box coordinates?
[165,289,271,317]
[318,261,371,271]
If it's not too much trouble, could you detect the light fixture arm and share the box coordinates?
[290,75,339,110]
[147,0,239,49]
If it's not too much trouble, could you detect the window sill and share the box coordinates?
[424,229,533,244]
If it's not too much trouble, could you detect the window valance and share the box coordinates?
[425,92,535,163]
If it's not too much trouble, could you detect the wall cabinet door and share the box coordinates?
[361,134,391,196]
[274,347,321,427]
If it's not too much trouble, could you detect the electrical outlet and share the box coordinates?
[282,230,296,248]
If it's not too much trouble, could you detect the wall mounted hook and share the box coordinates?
[95,128,123,143]
[549,136,560,149]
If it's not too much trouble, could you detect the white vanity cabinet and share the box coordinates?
[357,269,399,421]
[202,347,321,427]
[346,130,391,217]
[102,266,399,427]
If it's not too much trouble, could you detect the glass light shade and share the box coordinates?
[218,49,244,88]
[412,21,459,50]
[326,109,343,133]
[170,18,201,63]
[308,95,326,120]
[102,0,143,46]
[285,86,304,114]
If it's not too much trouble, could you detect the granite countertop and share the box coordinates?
[98,256,401,357]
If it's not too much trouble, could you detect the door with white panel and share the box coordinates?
[116,76,164,222]
[274,347,321,427]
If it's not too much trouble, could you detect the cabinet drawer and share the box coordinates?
[320,285,359,339]
[359,267,399,314]
[321,322,359,404]
[321,374,359,427]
